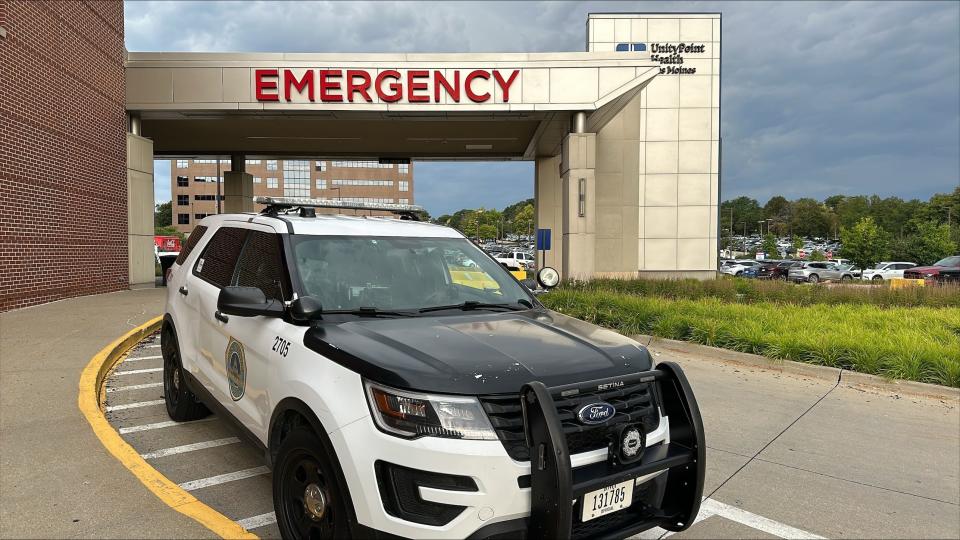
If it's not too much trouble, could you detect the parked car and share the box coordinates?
[788,261,855,283]
[756,261,793,280]
[720,260,759,276]
[861,262,917,281]
[903,255,960,281]
[496,250,536,270]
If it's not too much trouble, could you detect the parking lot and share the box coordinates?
[101,331,959,540]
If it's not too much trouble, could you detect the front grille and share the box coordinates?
[480,381,659,461]
[903,270,923,279]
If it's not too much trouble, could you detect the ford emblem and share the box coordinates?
[577,402,616,425]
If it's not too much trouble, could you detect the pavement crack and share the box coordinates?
[704,368,844,501]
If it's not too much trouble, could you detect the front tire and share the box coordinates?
[808,274,820,284]
[872,275,883,282]
[841,275,852,282]
[274,428,351,540]
[162,329,209,421]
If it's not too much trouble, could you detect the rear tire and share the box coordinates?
[872,275,883,281]
[274,428,351,540]
[162,329,209,422]
[841,275,852,282]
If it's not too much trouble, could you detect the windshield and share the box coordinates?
[934,256,960,267]
[290,235,533,312]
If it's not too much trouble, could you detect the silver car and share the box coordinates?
[788,261,855,283]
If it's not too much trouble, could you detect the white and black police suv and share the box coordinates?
[162,196,706,540]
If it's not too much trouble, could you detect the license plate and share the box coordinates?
[581,479,634,522]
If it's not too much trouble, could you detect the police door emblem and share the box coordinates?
[226,338,246,401]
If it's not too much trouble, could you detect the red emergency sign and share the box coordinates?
[255,68,520,104]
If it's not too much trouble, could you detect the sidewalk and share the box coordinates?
[0,289,214,539]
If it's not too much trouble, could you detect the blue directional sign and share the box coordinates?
[536,228,551,251]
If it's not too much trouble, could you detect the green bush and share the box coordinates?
[541,289,960,388]
[561,277,960,308]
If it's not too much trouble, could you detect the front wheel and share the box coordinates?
[841,275,852,282]
[872,275,883,281]
[274,429,351,540]
[808,274,820,284]
[162,329,209,421]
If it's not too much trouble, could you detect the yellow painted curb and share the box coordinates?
[78,316,258,539]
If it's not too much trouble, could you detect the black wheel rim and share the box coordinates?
[279,451,335,540]
[164,350,180,407]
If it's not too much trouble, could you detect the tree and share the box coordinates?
[154,225,185,241]
[792,235,804,250]
[513,204,534,238]
[155,201,172,228]
[760,233,778,258]
[840,217,889,271]
[809,250,827,261]
[903,221,957,265]
[721,196,762,235]
[789,198,830,238]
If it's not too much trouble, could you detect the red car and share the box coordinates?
[903,255,960,281]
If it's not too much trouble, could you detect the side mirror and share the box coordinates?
[536,267,560,289]
[217,286,284,317]
[289,296,324,323]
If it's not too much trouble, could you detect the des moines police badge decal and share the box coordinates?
[225,338,246,401]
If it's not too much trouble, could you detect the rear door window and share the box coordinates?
[175,225,208,265]
[194,227,249,288]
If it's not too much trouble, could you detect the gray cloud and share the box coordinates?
[129,1,960,213]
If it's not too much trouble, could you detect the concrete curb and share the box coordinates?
[632,334,960,401]
[77,317,258,540]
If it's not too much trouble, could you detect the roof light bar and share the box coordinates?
[255,196,425,220]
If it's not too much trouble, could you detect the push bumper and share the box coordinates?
[521,361,706,539]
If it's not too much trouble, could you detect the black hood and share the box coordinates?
[303,309,652,395]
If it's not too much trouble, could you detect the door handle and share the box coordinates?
[178,286,189,296]
[214,311,229,323]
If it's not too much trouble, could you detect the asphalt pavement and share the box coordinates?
[2,288,958,539]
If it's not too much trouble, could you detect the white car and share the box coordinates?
[162,197,706,540]
[495,250,536,269]
[861,261,916,281]
[719,260,758,276]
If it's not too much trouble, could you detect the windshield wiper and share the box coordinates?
[321,307,415,318]
[419,300,531,313]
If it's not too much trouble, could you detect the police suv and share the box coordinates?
[162,197,706,540]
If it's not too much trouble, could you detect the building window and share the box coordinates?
[245,159,261,165]
[399,198,409,205]
[315,160,327,172]
[399,180,409,192]
[339,197,395,204]
[267,177,278,189]
[177,195,189,206]
[194,194,224,201]
[194,213,209,220]
[316,178,327,190]
[177,176,189,187]
[331,179,394,187]
[253,176,262,184]
[266,160,278,171]
[283,160,311,198]
[177,213,190,224]
[176,159,189,168]
[330,160,393,169]
[398,163,409,174]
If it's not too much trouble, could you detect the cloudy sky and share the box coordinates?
[127,1,959,216]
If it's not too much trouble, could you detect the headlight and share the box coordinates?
[364,381,498,440]
[923,272,935,277]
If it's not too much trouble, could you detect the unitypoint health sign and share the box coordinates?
[255,68,521,103]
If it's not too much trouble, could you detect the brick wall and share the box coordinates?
[0,1,127,311]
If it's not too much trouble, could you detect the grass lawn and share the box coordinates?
[540,282,960,388]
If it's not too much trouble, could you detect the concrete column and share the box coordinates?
[534,155,563,274]
[223,163,254,214]
[560,132,596,280]
[126,133,154,288]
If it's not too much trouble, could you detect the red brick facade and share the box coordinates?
[0,1,127,311]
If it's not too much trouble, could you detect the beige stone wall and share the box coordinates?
[127,133,155,288]
[589,14,720,274]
